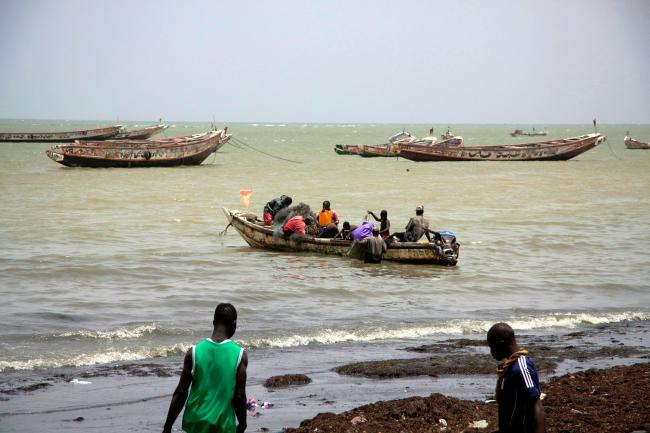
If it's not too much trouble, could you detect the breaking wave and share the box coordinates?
[0,344,188,372]
[57,323,159,340]
[247,310,650,348]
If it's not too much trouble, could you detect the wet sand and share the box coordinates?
[1,323,648,432]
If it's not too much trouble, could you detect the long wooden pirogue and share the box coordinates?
[111,123,169,139]
[398,133,603,162]
[46,130,230,167]
[0,125,123,142]
[222,208,459,266]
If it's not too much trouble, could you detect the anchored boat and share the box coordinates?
[0,125,123,142]
[111,123,169,140]
[46,130,230,167]
[222,208,459,266]
[624,134,649,150]
[398,133,603,162]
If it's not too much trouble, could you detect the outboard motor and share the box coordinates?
[436,230,460,262]
[388,131,414,144]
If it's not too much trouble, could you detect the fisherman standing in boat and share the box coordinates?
[367,209,391,239]
[263,195,292,225]
[392,205,433,242]
[317,201,339,238]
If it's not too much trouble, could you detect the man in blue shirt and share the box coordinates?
[487,323,546,433]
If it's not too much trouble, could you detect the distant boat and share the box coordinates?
[511,128,548,137]
[624,133,649,150]
[334,131,417,156]
[222,208,459,266]
[0,125,123,142]
[398,133,603,162]
[111,123,169,140]
[46,130,230,167]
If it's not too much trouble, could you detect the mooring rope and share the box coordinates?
[229,137,302,164]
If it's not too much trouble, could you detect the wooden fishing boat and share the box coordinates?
[510,129,548,137]
[111,123,169,139]
[398,133,602,162]
[0,125,123,142]
[624,135,650,149]
[334,144,361,155]
[358,144,400,157]
[222,208,458,266]
[45,130,230,167]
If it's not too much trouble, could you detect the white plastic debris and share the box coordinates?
[70,379,92,385]
[468,419,489,429]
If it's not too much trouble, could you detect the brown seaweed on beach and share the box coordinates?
[264,374,312,389]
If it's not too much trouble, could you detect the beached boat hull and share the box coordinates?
[399,134,602,162]
[223,208,457,266]
[0,125,123,142]
[624,138,650,149]
[111,124,169,140]
[46,130,229,167]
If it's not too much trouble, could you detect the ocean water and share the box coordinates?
[0,120,649,373]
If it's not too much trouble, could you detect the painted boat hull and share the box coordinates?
[0,125,123,142]
[399,134,602,162]
[46,131,229,167]
[223,208,458,266]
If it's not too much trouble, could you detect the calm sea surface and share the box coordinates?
[1,120,649,372]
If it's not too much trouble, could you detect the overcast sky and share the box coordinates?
[1,0,648,123]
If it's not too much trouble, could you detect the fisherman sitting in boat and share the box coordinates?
[333,221,353,240]
[367,209,391,239]
[358,227,387,264]
[316,200,340,238]
[283,215,312,238]
[391,205,436,243]
[263,195,292,225]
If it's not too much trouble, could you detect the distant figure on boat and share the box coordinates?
[317,200,340,238]
[283,215,312,238]
[333,221,353,240]
[392,205,433,242]
[367,209,391,239]
[263,195,292,225]
[358,227,387,264]
[350,220,375,242]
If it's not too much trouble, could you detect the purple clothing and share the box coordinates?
[351,221,375,241]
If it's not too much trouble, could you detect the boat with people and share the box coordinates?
[510,128,548,137]
[0,124,123,142]
[624,133,649,149]
[398,133,603,162]
[45,129,230,167]
[222,208,458,266]
[111,123,169,139]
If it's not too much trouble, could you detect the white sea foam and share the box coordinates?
[58,324,158,340]
[248,310,650,348]
[0,343,188,372]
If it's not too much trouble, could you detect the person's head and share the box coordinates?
[380,210,388,220]
[415,205,424,216]
[213,303,238,338]
[304,216,313,225]
[322,200,331,210]
[487,322,516,361]
[372,227,380,236]
[281,195,293,206]
[342,221,350,231]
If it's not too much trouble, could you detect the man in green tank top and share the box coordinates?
[163,303,248,433]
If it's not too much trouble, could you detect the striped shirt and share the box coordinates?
[498,355,541,433]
